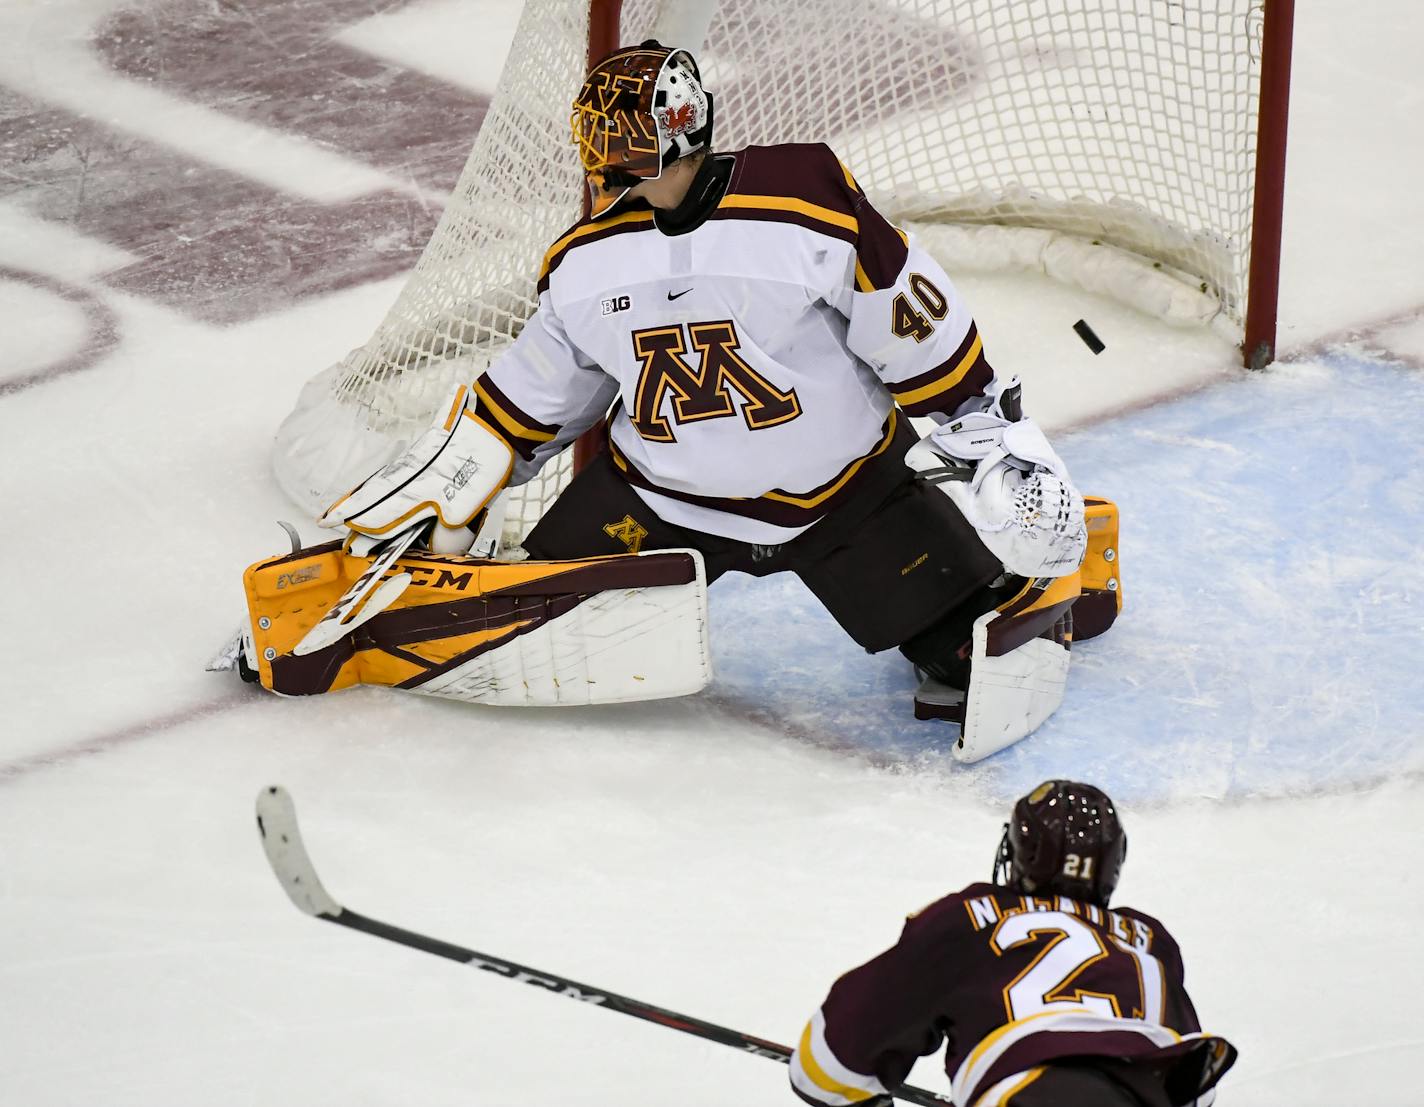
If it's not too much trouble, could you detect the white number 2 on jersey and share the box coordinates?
[990,909,1165,1023]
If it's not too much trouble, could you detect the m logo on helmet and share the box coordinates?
[574,70,659,171]
[571,44,713,218]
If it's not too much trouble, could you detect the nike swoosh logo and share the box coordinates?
[667,288,693,301]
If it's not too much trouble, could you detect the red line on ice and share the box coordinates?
[0,268,120,395]
[0,691,260,783]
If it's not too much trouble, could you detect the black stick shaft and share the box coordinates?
[322,906,951,1106]
[256,786,949,1107]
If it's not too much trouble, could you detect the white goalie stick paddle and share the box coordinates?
[292,523,427,656]
[254,787,951,1106]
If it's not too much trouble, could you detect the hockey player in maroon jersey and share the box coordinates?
[789,781,1236,1107]
[238,41,1122,758]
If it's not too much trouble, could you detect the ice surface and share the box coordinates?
[1,1,1421,1106]
[710,352,1424,802]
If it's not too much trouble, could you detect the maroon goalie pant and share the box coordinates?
[522,423,1004,659]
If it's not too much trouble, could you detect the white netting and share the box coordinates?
[273,0,1268,548]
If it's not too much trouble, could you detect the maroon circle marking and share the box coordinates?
[0,267,121,396]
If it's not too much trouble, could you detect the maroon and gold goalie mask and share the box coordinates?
[570,41,713,218]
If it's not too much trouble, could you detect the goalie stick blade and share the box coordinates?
[292,570,412,656]
[291,523,424,657]
[255,786,341,918]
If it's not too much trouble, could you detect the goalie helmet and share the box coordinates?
[570,40,714,218]
[992,780,1127,907]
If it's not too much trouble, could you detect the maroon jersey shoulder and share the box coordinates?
[718,144,908,289]
[723,143,855,213]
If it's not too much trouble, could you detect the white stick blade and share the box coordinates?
[255,785,341,917]
[293,570,412,656]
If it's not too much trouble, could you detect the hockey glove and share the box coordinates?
[906,378,1086,578]
[317,383,514,555]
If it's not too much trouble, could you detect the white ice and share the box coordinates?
[1,2,1422,1106]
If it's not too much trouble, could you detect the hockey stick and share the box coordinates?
[292,523,428,656]
[255,786,951,1107]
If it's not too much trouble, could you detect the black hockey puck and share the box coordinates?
[1073,319,1105,354]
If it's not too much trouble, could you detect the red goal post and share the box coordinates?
[273,0,1295,550]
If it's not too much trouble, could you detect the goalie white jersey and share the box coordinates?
[474,143,1001,544]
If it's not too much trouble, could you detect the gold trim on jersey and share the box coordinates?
[539,209,657,280]
[838,159,861,193]
[855,227,913,293]
[759,409,898,508]
[854,258,874,294]
[718,193,859,235]
[891,333,984,407]
[473,380,558,444]
[607,409,897,522]
[981,1067,1046,1107]
[794,1022,881,1104]
[835,162,911,294]
[963,1010,1183,1086]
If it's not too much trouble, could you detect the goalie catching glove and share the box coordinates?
[906,377,1087,578]
[318,383,512,555]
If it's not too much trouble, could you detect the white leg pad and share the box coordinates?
[955,609,1071,762]
[411,567,711,707]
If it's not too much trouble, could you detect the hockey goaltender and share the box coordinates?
[217,42,1123,762]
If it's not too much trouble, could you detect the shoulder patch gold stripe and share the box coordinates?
[854,258,874,294]
[839,159,861,194]
[891,334,983,407]
[718,193,859,234]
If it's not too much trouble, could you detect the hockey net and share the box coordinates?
[274,0,1289,551]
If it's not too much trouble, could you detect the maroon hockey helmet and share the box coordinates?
[570,41,714,218]
[992,780,1127,907]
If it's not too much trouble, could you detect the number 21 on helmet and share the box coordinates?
[993,780,1128,907]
